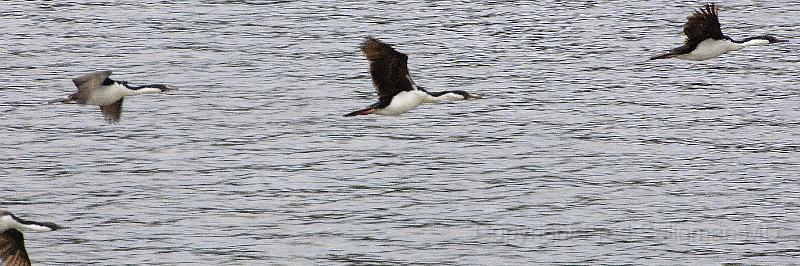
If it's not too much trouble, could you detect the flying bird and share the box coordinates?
[344,37,480,117]
[0,210,64,266]
[650,3,785,61]
[48,70,176,123]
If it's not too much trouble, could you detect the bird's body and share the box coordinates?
[372,90,429,116]
[0,210,63,266]
[49,70,175,123]
[673,38,743,61]
[80,82,164,107]
[344,37,479,117]
[82,82,131,107]
[650,3,784,61]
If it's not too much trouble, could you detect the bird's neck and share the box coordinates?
[732,37,770,47]
[0,215,54,232]
[704,39,747,53]
[124,84,165,95]
[423,90,465,103]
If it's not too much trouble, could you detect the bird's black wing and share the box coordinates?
[361,37,416,97]
[683,3,726,44]
[0,229,31,266]
[71,70,113,102]
[100,98,123,123]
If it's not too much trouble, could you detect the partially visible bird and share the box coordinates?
[650,3,786,61]
[48,70,176,123]
[344,37,480,117]
[0,210,64,266]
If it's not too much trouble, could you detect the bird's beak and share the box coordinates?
[468,94,483,100]
[164,85,178,91]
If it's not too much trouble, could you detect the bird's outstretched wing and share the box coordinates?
[361,37,416,97]
[683,3,726,44]
[0,229,31,266]
[100,98,123,123]
[71,70,113,102]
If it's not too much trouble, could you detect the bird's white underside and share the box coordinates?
[373,90,466,116]
[676,38,769,61]
[373,90,428,116]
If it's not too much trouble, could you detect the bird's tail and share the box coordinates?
[649,52,676,60]
[46,97,73,104]
[343,107,376,117]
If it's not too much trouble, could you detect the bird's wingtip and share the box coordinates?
[648,53,675,60]
[46,97,71,104]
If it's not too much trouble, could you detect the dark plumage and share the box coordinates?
[684,3,725,44]
[361,37,416,97]
[99,98,124,122]
[0,229,30,266]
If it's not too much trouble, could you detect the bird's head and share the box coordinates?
[756,35,787,44]
[154,84,177,92]
[448,90,482,100]
[38,221,65,231]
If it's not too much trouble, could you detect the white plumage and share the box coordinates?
[84,83,131,106]
[675,38,773,61]
[373,90,429,116]
[674,39,741,61]
[371,90,469,116]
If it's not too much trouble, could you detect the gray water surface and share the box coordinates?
[1,1,799,265]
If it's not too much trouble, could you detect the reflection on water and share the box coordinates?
[1,1,799,264]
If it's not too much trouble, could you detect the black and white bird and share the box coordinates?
[48,70,176,123]
[650,3,786,61]
[0,210,64,266]
[344,37,480,117]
